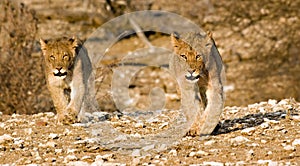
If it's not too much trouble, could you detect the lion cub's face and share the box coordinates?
[40,37,78,79]
[171,33,210,83]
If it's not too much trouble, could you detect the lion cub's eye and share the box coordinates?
[63,53,69,61]
[180,54,187,60]
[49,55,55,61]
[196,54,202,61]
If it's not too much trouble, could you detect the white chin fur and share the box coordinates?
[186,78,199,83]
[56,75,66,79]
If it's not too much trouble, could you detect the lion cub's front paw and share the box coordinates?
[57,108,78,125]
[186,124,201,136]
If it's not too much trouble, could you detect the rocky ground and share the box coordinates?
[0,0,300,165]
[1,98,300,165]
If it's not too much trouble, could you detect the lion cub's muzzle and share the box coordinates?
[185,69,200,83]
[53,67,67,78]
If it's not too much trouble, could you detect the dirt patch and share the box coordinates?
[0,99,300,165]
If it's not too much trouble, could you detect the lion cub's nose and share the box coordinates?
[187,69,196,74]
[56,67,62,71]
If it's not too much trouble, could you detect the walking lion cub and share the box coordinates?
[170,31,225,136]
[40,37,97,124]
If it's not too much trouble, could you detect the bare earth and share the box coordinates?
[1,99,300,165]
[0,0,300,165]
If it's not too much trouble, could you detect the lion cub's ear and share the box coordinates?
[39,38,48,51]
[68,36,79,49]
[170,33,181,48]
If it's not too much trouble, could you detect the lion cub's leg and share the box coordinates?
[64,62,86,124]
[47,85,70,124]
[187,86,207,136]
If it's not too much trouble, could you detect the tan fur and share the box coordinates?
[170,31,225,136]
[40,37,97,124]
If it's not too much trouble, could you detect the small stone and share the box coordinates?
[67,149,76,154]
[280,129,288,134]
[81,155,93,162]
[45,157,56,162]
[49,133,59,139]
[142,144,155,151]
[67,161,90,166]
[259,107,266,113]
[93,111,110,121]
[257,160,277,165]
[55,149,63,154]
[241,127,256,135]
[46,141,57,148]
[230,136,250,145]
[114,135,128,141]
[283,145,295,151]
[96,153,115,161]
[268,99,277,105]
[260,122,269,129]
[159,122,169,129]
[64,155,78,163]
[169,149,177,156]
[146,118,159,123]
[261,140,267,144]
[204,140,216,146]
[292,139,300,146]
[195,150,209,156]
[202,161,224,166]
[134,122,144,128]
[291,115,300,121]
[91,160,104,166]
[0,134,13,144]
[132,149,141,157]
[0,123,5,128]
[189,151,196,157]
[24,128,33,135]
[278,100,288,105]
[248,149,254,155]
[132,157,141,165]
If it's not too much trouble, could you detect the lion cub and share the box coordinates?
[40,37,97,124]
[170,31,225,136]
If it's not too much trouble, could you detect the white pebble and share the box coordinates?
[169,149,177,156]
[159,122,169,129]
[142,144,155,151]
[204,140,216,146]
[230,136,250,144]
[91,160,104,166]
[268,99,277,105]
[64,155,78,163]
[189,151,196,157]
[241,127,256,135]
[0,134,13,144]
[202,161,224,166]
[292,139,300,146]
[132,149,141,157]
[46,141,57,148]
[55,149,63,154]
[0,123,5,128]
[67,161,89,166]
[134,122,144,128]
[283,145,295,151]
[49,133,59,139]
[260,122,269,129]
